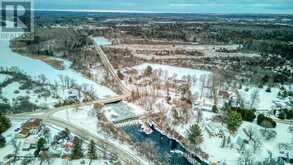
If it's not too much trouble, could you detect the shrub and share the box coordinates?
[0,135,6,148]
[212,105,218,113]
[0,104,11,114]
[265,87,271,93]
[235,107,256,122]
[257,114,276,128]
[277,108,293,120]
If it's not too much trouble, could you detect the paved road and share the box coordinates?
[9,106,150,165]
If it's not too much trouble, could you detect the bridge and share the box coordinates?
[97,94,130,105]
[113,112,160,128]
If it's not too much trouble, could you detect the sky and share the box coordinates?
[35,0,293,14]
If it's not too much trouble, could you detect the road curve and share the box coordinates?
[9,111,150,165]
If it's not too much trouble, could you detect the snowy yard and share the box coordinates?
[0,120,113,165]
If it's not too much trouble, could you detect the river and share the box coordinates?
[122,124,208,165]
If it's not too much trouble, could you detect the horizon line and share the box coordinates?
[33,9,293,15]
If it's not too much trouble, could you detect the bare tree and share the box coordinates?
[249,89,260,109]
[199,74,207,99]
[238,149,255,165]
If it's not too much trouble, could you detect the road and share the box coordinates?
[93,41,130,95]
[8,41,150,164]
[10,111,148,165]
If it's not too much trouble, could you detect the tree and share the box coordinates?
[257,151,284,165]
[144,66,153,77]
[212,105,218,113]
[0,134,6,148]
[261,120,274,133]
[40,150,50,165]
[227,111,242,133]
[0,113,11,134]
[249,89,260,109]
[71,136,83,159]
[188,124,203,145]
[257,114,276,129]
[87,140,97,165]
[34,138,46,157]
[238,149,254,165]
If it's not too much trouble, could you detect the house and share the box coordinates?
[218,90,230,98]
[279,143,293,162]
[21,118,42,135]
[16,128,30,138]
[17,118,42,138]
[64,141,74,151]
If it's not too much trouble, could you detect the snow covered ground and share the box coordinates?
[238,85,289,111]
[173,110,292,165]
[0,39,115,99]
[103,102,145,122]
[94,37,112,46]
[134,63,211,79]
[1,82,59,107]
[0,74,11,83]
[133,63,213,102]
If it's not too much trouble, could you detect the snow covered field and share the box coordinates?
[53,102,144,127]
[238,86,289,111]
[0,39,115,99]
[133,63,212,97]
[94,37,112,46]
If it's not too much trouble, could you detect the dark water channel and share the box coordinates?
[122,125,208,165]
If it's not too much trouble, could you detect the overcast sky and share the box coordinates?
[35,0,293,14]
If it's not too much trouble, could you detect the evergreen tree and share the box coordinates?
[188,124,203,145]
[34,138,46,157]
[227,110,242,133]
[87,140,97,165]
[144,66,153,77]
[0,113,11,134]
[71,136,83,159]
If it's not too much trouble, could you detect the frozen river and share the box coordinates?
[0,37,116,99]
